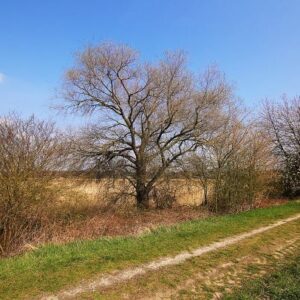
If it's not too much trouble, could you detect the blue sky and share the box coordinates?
[0,0,299,125]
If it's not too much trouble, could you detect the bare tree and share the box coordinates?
[0,114,65,254]
[186,109,247,207]
[61,43,232,208]
[262,96,300,196]
[186,107,274,212]
[218,125,275,211]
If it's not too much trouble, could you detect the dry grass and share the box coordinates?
[53,177,208,208]
[3,177,287,256]
[27,206,213,250]
[2,177,211,256]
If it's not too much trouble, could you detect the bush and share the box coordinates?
[151,184,176,209]
[0,114,64,255]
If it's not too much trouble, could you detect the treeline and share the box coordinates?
[0,43,299,254]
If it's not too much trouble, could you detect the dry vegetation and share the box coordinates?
[5,177,287,256]
[8,177,213,254]
[0,115,65,255]
[0,43,299,256]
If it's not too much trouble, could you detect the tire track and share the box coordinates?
[41,213,300,300]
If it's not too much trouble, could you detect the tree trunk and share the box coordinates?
[136,159,151,209]
[202,184,208,206]
[136,184,150,209]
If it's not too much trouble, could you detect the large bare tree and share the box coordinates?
[62,43,232,208]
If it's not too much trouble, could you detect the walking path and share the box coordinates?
[42,213,300,300]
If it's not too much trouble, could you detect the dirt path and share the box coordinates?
[41,213,300,300]
[145,236,300,299]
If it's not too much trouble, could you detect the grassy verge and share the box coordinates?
[225,255,300,300]
[0,201,299,299]
[80,216,300,299]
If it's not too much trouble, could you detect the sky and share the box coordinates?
[0,0,299,126]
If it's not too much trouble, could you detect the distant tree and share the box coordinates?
[61,43,232,208]
[262,96,300,197]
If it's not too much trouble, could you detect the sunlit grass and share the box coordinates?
[0,201,299,299]
[225,254,300,299]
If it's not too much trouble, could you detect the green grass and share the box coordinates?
[80,219,300,299]
[225,254,300,299]
[0,201,299,299]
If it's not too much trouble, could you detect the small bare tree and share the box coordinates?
[262,96,300,196]
[0,114,64,254]
[186,112,273,212]
[213,127,274,212]
[62,43,232,208]
[184,102,244,204]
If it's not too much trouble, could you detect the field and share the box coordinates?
[55,178,209,208]
[2,4,299,300]
[1,177,219,257]
[21,177,278,252]
[0,201,299,299]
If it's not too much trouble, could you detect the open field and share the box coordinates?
[2,4,300,300]
[0,201,299,299]
[55,178,209,208]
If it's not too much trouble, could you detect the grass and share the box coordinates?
[225,254,300,299]
[0,201,299,299]
[80,216,300,299]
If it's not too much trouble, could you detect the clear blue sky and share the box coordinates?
[0,0,299,125]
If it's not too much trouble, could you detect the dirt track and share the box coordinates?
[41,213,300,300]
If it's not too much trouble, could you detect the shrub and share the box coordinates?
[0,114,64,255]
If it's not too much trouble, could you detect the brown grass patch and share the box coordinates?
[4,176,288,257]
[32,206,212,247]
